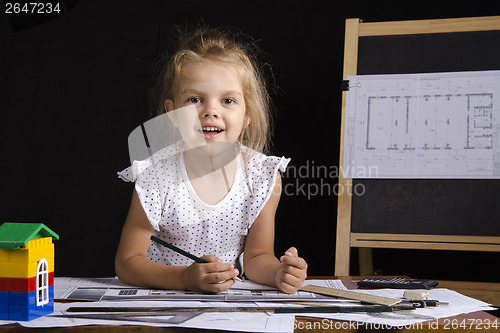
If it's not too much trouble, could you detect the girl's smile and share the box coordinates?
[198,124,224,140]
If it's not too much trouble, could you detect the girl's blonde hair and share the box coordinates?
[151,27,272,154]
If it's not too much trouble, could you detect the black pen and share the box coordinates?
[150,235,242,282]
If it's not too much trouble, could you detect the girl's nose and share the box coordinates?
[201,101,221,119]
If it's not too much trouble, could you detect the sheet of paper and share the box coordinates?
[54,277,332,302]
[11,301,296,332]
[300,288,497,328]
[343,70,500,179]
[3,278,496,332]
[232,279,278,290]
[54,277,138,300]
[55,277,347,295]
[302,279,349,290]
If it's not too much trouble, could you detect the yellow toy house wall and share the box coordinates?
[0,237,55,278]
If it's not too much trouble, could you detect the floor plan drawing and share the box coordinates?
[343,70,500,178]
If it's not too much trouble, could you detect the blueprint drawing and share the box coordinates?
[343,70,500,178]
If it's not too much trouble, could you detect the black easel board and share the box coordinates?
[351,30,500,237]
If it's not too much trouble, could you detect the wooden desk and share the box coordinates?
[2,312,498,333]
[1,277,499,332]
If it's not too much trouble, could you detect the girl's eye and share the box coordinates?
[222,98,236,105]
[188,97,201,104]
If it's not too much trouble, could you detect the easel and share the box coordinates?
[335,16,500,276]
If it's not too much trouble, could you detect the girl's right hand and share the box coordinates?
[182,255,239,293]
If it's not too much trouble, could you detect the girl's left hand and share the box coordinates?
[275,247,308,294]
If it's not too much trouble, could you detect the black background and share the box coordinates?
[1,0,500,286]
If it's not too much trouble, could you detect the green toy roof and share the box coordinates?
[0,222,59,249]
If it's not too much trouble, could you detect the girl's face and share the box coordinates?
[166,59,249,146]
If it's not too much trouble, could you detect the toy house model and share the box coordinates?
[0,222,59,321]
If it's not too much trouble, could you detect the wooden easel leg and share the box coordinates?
[359,248,373,275]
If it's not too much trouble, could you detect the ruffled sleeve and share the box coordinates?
[117,145,181,232]
[243,148,290,228]
[117,161,165,231]
[117,159,153,182]
[117,143,179,182]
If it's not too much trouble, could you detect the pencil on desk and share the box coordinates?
[150,235,243,282]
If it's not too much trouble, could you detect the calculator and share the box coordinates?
[357,277,438,289]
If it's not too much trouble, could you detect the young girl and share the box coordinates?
[115,27,307,294]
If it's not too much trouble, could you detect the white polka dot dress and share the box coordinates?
[118,141,290,270]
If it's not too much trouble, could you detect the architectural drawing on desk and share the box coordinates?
[343,70,500,179]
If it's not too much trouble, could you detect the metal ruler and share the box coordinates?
[65,305,396,314]
[300,285,402,307]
